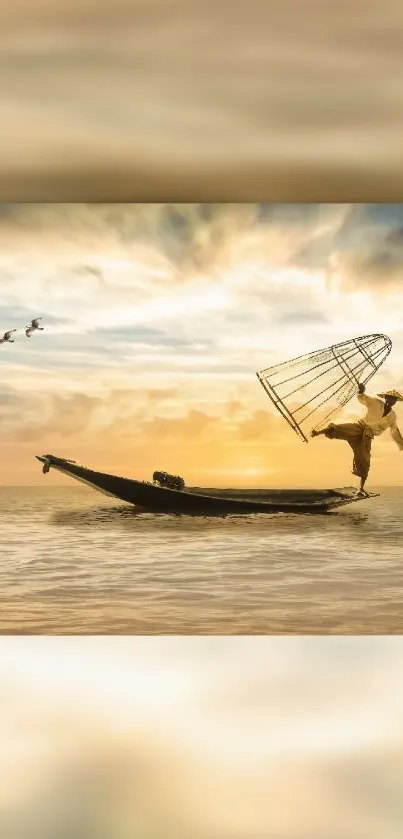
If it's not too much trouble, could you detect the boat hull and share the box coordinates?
[35,455,379,515]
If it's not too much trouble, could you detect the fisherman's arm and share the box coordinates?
[390,421,403,450]
[357,383,372,407]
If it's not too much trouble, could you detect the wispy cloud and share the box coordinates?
[290,203,403,291]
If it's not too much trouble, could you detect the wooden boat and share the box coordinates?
[35,454,379,515]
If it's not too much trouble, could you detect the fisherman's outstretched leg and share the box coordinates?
[310,427,329,437]
[311,422,359,441]
[311,423,342,438]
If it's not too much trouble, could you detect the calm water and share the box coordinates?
[1,485,403,633]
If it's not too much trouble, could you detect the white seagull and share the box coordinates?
[25,318,44,338]
[0,329,17,345]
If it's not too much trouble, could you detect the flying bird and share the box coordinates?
[0,329,17,345]
[25,318,44,337]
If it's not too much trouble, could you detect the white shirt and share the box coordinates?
[357,393,403,449]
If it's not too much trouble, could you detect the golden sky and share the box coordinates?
[0,202,403,487]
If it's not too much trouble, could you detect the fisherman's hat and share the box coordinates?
[377,389,403,401]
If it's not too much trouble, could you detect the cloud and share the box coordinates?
[277,309,328,326]
[338,249,403,288]
[340,204,403,234]
[237,409,273,442]
[257,203,336,227]
[138,409,221,446]
[386,226,403,246]
[74,264,105,281]
[2,204,399,319]
[0,307,73,332]
[288,203,403,292]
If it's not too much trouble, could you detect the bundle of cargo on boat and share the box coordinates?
[152,470,185,491]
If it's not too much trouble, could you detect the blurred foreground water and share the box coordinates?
[1,636,403,838]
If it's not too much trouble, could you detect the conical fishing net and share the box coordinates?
[256,333,392,442]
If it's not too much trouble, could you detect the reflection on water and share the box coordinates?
[50,505,327,527]
[51,505,146,527]
[0,486,402,633]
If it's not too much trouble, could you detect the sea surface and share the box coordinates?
[1,485,403,633]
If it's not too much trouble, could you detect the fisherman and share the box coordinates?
[311,383,403,496]
[25,318,44,337]
[0,329,17,345]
